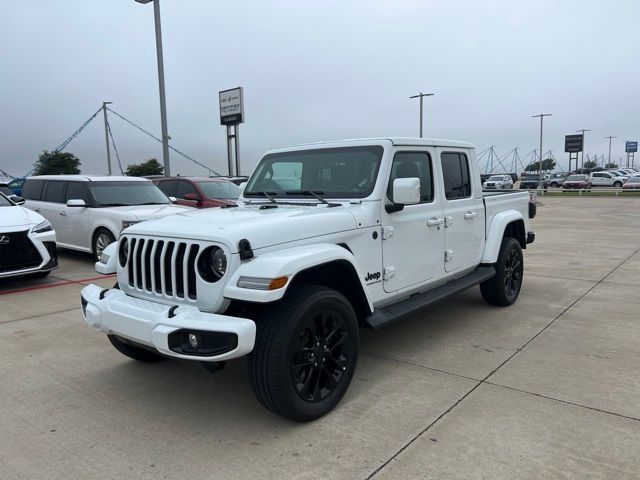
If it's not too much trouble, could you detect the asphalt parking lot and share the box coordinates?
[1,197,639,479]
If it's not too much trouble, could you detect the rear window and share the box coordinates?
[441,152,471,200]
[43,181,67,203]
[22,179,45,200]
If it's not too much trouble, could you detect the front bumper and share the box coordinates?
[80,284,256,362]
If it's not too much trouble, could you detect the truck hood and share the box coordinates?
[101,204,192,220]
[124,203,359,251]
[1,205,44,228]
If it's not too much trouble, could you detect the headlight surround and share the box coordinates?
[32,220,53,234]
[121,220,140,230]
[197,246,227,282]
[118,238,129,267]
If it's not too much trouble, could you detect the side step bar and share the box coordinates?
[364,265,496,330]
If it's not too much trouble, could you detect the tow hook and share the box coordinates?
[201,361,226,374]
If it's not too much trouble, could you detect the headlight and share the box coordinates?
[197,246,227,282]
[121,220,140,230]
[118,238,129,267]
[32,220,52,233]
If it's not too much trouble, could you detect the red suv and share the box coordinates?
[153,177,240,208]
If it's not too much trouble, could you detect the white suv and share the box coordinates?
[22,176,192,259]
[482,174,513,189]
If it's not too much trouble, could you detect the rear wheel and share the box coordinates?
[92,228,115,261]
[108,334,168,363]
[614,181,622,188]
[480,237,523,306]
[248,285,359,422]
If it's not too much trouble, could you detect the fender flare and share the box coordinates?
[224,243,374,311]
[482,210,524,264]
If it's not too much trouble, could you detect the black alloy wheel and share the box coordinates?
[291,308,353,403]
[480,236,524,306]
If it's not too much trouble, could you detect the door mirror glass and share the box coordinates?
[392,178,421,205]
[66,199,86,207]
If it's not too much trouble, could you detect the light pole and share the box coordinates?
[102,102,113,175]
[605,136,616,168]
[135,0,171,176]
[576,129,591,170]
[409,92,434,138]
[532,114,552,177]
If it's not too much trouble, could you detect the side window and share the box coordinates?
[22,179,45,200]
[156,180,177,197]
[65,182,90,203]
[387,152,433,203]
[43,181,67,203]
[441,152,471,200]
[593,173,604,178]
[176,181,198,198]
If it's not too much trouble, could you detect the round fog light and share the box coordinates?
[188,333,198,348]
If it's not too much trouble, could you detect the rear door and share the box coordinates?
[439,150,485,273]
[381,149,445,293]
[40,181,69,243]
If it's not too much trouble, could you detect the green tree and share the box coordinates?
[33,150,81,175]
[583,160,597,169]
[525,158,556,172]
[125,158,164,177]
[605,162,619,169]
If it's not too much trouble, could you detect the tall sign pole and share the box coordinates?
[532,114,552,176]
[102,101,113,175]
[576,129,591,170]
[565,134,583,172]
[604,136,616,167]
[409,92,434,138]
[219,87,245,176]
[626,141,638,168]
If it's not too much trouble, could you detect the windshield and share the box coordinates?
[487,176,504,181]
[88,181,171,207]
[196,181,240,199]
[0,193,13,207]
[245,146,384,199]
[567,175,586,181]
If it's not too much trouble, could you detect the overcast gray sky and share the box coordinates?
[1,0,639,178]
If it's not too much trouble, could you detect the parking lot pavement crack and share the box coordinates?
[0,307,80,326]
[360,350,480,382]
[484,382,640,423]
[365,246,640,480]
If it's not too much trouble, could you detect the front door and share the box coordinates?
[439,150,485,272]
[382,150,445,293]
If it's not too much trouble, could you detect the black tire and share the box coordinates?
[550,182,558,188]
[107,334,168,363]
[480,237,524,306]
[92,228,116,261]
[248,284,359,422]
[614,181,622,188]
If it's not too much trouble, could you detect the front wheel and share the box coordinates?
[480,237,524,306]
[248,285,359,422]
[614,182,622,188]
[92,228,116,261]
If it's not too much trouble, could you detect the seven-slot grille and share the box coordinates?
[126,237,200,302]
[0,230,42,273]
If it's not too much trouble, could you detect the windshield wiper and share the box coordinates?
[97,203,128,207]
[285,190,329,204]
[247,191,277,203]
[136,202,169,205]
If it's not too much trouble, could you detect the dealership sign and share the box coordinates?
[219,87,244,126]
[625,141,638,153]
[564,134,583,153]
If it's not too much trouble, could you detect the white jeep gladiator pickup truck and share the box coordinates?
[81,138,535,421]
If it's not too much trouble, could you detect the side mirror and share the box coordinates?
[183,193,201,201]
[11,196,25,205]
[386,177,421,213]
[67,199,86,207]
[169,196,177,203]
